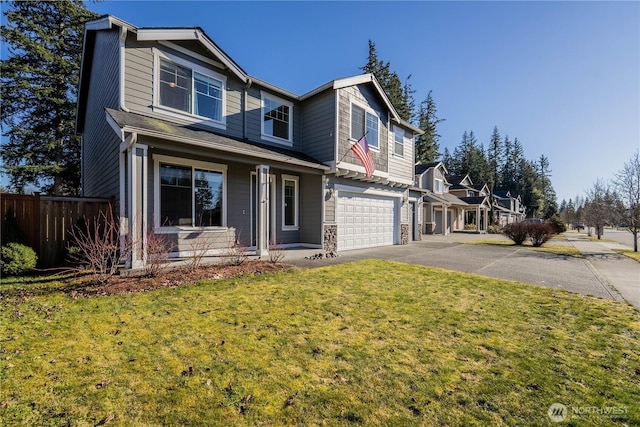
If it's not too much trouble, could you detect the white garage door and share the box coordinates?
[337,193,396,250]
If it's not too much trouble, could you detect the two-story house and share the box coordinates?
[76,15,422,267]
[493,190,526,226]
[447,174,490,232]
[412,162,469,235]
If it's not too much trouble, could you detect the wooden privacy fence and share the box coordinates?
[1,193,114,268]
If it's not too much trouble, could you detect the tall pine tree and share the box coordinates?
[415,91,444,164]
[360,40,414,122]
[1,0,97,195]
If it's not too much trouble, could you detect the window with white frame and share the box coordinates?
[156,156,226,228]
[435,179,444,193]
[282,175,299,230]
[155,52,226,125]
[262,92,293,143]
[351,104,379,149]
[393,126,405,157]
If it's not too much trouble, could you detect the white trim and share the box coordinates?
[260,91,294,146]
[152,48,227,129]
[158,41,225,69]
[334,183,404,199]
[119,26,130,112]
[281,174,299,231]
[137,28,199,41]
[153,154,228,230]
[250,172,276,246]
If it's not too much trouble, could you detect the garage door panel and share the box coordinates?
[337,193,396,251]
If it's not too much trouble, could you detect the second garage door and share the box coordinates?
[337,193,396,250]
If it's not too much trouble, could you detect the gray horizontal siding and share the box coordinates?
[123,38,245,140]
[299,174,322,245]
[301,90,335,163]
[82,29,121,199]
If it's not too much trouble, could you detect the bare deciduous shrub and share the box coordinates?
[224,231,248,266]
[187,235,213,272]
[268,241,285,264]
[502,222,529,245]
[67,208,129,285]
[528,222,554,247]
[143,227,175,277]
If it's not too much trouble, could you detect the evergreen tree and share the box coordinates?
[1,0,97,195]
[442,147,453,170]
[487,126,502,191]
[415,91,444,164]
[360,39,414,121]
[537,155,558,218]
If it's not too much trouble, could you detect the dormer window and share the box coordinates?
[435,179,444,193]
[261,92,293,145]
[154,50,227,128]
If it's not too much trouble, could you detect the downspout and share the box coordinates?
[119,26,130,112]
[243,78,252,140]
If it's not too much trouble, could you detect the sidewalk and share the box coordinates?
[566,235,640,310]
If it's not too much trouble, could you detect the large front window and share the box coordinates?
[351,104,379,149]
[157,57,224,123]
[262,93,293,143]
[159,161,225,227]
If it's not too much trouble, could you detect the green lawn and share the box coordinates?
[1,260,638,426]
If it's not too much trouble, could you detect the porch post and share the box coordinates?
[256,165,270,257]
[484,207,488,231]
[129,144,147,269]
[443,205,448,235]
[476,206,480,232]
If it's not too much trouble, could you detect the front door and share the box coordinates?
[251,172,275,247]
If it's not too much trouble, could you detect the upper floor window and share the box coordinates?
[435,179,444,193]
[154,51,226,128]
[351,104,379,149]
[262,92,293,144]
[393,126,405,157]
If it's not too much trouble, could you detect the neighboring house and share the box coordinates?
[447,174,490,233]
[77,15,422,267]
[493,190,526,226]
[412,162,468,235]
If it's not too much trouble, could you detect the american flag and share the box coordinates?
[351,135,375,178]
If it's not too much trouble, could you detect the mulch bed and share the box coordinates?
[65,260,295,297]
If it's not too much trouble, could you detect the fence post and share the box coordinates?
[34,192,41,262]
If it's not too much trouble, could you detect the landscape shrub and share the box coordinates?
[1,242,38,276]
[529,222,555,247]
[547,214,567,234]
[464,224,477,231]
[67,208,128,285]
[502,222,529,245]
[487,224,501,234]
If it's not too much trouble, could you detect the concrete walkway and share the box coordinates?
[282,233,639,310]
[565,234,640,310]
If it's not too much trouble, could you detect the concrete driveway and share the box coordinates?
[284,233,639,310]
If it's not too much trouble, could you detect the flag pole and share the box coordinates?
[337,131,368,165]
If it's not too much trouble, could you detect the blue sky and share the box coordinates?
[4,1,639,204]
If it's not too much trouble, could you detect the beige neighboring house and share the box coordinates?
[413,162,469,235]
